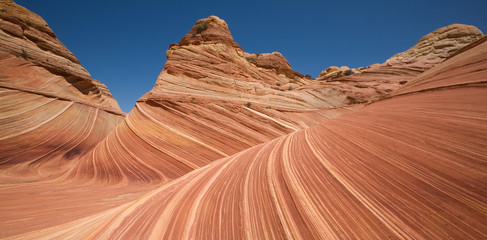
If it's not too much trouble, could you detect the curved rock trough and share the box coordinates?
[1,1,486,239]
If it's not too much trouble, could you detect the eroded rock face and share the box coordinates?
[178,15,242,49]
[60,18,487,185]
[317,66,351,79]
[0,0,124,178]
[0,0,122,112]
[1,2,487,238]
[386,24,484,65]
[163,16,309,97]
[313,24,484,106]
[2,26,487,239]
[71,16,355,183]
[245,51,304,79]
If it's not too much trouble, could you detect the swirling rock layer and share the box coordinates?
[1,2,486,239]
[69,15,362,184]
[0,0,122,112]
[1,33,486,240]
[0,0,124,180]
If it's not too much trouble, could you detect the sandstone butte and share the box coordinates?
[0,0,486,239]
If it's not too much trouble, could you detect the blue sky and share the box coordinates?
[15,0,487,113]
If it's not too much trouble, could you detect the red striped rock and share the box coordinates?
[0,0,122,112]
[68,15,362,184]
[2,32,485,240]
[313,24,484,106]
[1,2,486,239]
[0,0,124,180]
[79,36,487,240]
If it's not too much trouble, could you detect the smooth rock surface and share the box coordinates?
[1,3,486,239]
[70,15,359,183]
[310,24,484,107]
[0,0,122,112]
[386,24,484,66]
[2,30,486,240]
[0,0,124,179]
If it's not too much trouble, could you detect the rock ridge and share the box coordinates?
[178,15,242,49]
[0,0,122,113]
[386,23,484,66]
[310,23,484,106]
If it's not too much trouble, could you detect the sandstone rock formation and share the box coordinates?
[244,51,305,79]
[317,65,352,79]
[313,24,484,105]
[386,24,484,66]
[163,16,311,100]
[2,29,486,239]
[0,0,124,179]
[1,2,487,239]
[67,15,359,184]
[0,0,122,112]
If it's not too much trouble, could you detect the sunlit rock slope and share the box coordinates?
[71,17,483,184]
[0,0,124,180]
[69,15,363,184]
[0,1,486,239]
[2,33,486,240]
[310,23,484,105]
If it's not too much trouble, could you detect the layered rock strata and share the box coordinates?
[69,16,359,183]
[312,24,484,105]
[1,2,487,238]
[0,0,124,179]
[2,27,486,239]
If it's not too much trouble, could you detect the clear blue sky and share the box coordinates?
[15,0,487,113]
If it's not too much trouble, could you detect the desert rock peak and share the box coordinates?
[2,2,487,239]
[200,15,229,29]
[0,0,123,113]
[386,23,484,65]
[0,0,55,38]
[317,66,351,79]
[0,0,85,76]
[245,52,303,78]
[159,15,309,101]
[315,24,484,104]
[178,15,241,49]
